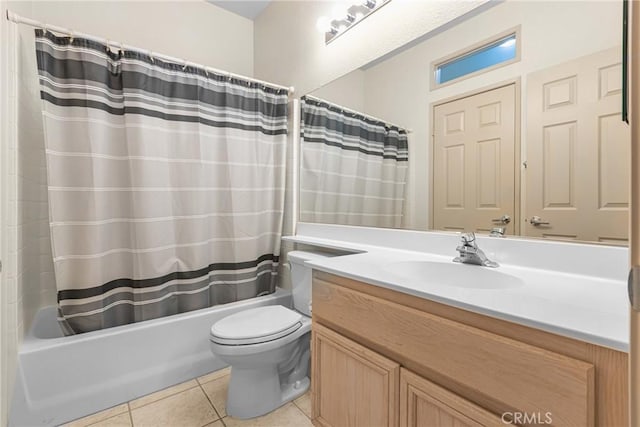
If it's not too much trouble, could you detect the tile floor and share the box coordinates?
[63,368,313,427]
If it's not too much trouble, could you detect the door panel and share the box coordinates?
[312,323,400,427]
[400,368,504,427]
[525,47,630,243]
[445,144,465,208]
[433,84,516,234]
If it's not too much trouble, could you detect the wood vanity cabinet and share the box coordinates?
[310,271,628,427]
[312,323,399,427]
[400,368,504,427]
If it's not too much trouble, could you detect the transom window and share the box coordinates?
[433,30,519,88]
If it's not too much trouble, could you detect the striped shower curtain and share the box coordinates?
[34,30,288,334]
[300,96,409,228]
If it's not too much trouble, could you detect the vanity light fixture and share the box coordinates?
[316,0,391,44]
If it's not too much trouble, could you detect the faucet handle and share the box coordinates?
[460,232,476,246]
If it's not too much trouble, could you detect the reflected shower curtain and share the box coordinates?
[300,96,409,228]
[34,30,288,334]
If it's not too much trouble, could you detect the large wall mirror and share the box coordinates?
[299,0,629,246]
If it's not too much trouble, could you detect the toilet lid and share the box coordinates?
[210,305,302,345]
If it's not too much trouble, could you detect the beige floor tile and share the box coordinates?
[200,375,230,417]
[223,403,313,427]
[129,379,199,410]
[293,391,312,419]
[202,421,224,427]
[90,412,132,427]
[130,386,218,427]
[63,403,129,427]
[197,367,231,385]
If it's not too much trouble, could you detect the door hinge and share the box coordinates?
[629,266,640,311]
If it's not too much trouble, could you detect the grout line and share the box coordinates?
[199,382,223,422]
[196,369,231,386]
[293,400,311,420]
[293,402,306,419]
[69,404,130,426]
[220,416,227,427]
[127,406,134,427]
[128,382,200,411]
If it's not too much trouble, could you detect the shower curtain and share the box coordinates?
[300,96,409,228]
[34,30,288,334]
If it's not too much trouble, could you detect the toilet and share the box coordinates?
[208,250,331,419]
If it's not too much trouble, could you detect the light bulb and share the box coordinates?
[316,16,332,33]
[357,0,376,9]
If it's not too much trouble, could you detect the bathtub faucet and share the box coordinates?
[453,232,499,268]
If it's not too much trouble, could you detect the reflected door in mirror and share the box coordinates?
[525,47,630,245]
[433,84,517,234]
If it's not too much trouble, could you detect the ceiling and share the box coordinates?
[207,0,272,20]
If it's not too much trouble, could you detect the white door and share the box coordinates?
[433,84,517,234]
[525,47,630,244]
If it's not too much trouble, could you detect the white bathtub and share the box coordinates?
[9,288,292,427]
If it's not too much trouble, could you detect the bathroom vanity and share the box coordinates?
[284,225,629,427]
[310,271,626,427]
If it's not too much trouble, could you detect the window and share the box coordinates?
[433,30,519,88]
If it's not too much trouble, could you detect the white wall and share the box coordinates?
[8,0,254,76]
[311,69,366,112]
[254,0,490,95]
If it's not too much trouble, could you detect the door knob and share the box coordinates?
[529,216,550,226]
[492,215,511,225]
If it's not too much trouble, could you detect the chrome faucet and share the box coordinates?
[453,232,499,268]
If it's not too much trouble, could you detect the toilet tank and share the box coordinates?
[288,251,334,317]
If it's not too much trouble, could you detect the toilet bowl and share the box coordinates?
[208,251,332,419]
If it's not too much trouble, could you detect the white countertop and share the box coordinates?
[284,231,630,352]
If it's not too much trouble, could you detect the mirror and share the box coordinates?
[300,0,629,245]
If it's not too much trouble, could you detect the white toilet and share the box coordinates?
[208,251,331,419]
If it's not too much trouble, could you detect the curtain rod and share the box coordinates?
[304,94,413,133]
[5,9,295,95]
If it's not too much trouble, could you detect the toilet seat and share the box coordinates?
[210,305,302,345]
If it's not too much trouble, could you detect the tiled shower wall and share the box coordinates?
[1,4,16,423]
[15,23,57,335]
[1,15,57,420]
[2,18,24,424]
[1,14,22,425]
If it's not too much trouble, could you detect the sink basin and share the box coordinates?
[383,261,525,290]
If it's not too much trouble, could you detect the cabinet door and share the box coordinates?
[400,369,504,427]
[312,323,400,427]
